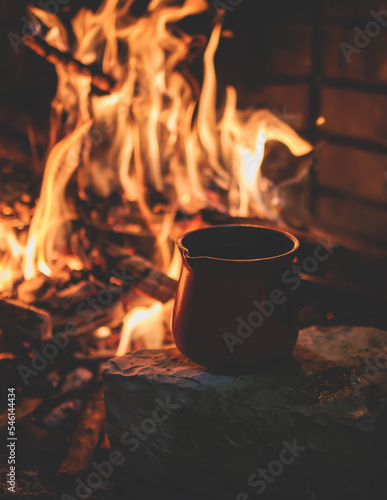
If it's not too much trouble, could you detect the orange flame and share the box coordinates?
[116,301,164,355]
[116,246,180,355]
[0,222,24,292]
[1,0,313,328]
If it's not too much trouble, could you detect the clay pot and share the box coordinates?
[172,225,300,374]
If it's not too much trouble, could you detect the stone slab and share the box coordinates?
[103,327,387,500]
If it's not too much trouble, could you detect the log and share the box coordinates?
[52,299,125,336]
[17,277,127,339]
[56,386,106,484]
[23,35,116,95]
[0,297,52,351]
[17,255,177,310]
[31,280,100,312]
[118,255,177,303]
[14,256,175,341]
[103,326,387,500]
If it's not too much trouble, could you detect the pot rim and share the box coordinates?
[176,224,300,263]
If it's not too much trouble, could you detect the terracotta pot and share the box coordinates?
[171,225,300,374]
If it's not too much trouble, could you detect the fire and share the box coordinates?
[1,0,313,347]
[24,120,93,280]
[116,234,183,356]
[0,222,23,292]
[116,301,164,355]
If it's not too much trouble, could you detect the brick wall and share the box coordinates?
[219,0,387,253]
[316,1,387,252]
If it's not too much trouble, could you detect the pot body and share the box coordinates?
[171,225,300,374]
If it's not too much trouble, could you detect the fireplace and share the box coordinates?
[1,1,387,499]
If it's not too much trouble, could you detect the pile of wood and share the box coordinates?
[0,225,178,497]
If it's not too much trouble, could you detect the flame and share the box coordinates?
[116,301,164,355]
[0,222,24,292]
[1,0,313,343]
[116,241,182,355]
[24,120,93,279]
[23,0,312,276]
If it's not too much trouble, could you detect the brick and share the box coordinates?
[319,86,387,146]
[322,25,387,84]
[235,84,310,131]
[260,23,313,78]
[312,192,387,250]
[217,22,312,85]
[315,142,387,204]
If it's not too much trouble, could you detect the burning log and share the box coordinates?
[35,280,102,313]
[0,297,52,351]
[17,277,127,338]
[56,386,106,484]
[118,255,177,303]
[22,35,116,95]
[52,300,126,338]
[17,274,52,304]
[13,255,176,346]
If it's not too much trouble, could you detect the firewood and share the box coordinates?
[52,299,126,337]
[18,276,128,338]
[55,386,106,484]
[17,274,51,304]
[0,297,52,351]
[35,280,100,313]
[118,255,177,303]
[23,35,116,95]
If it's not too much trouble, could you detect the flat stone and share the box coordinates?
[103,327,387,500]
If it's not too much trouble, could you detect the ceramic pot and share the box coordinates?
[171,225,300,374]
